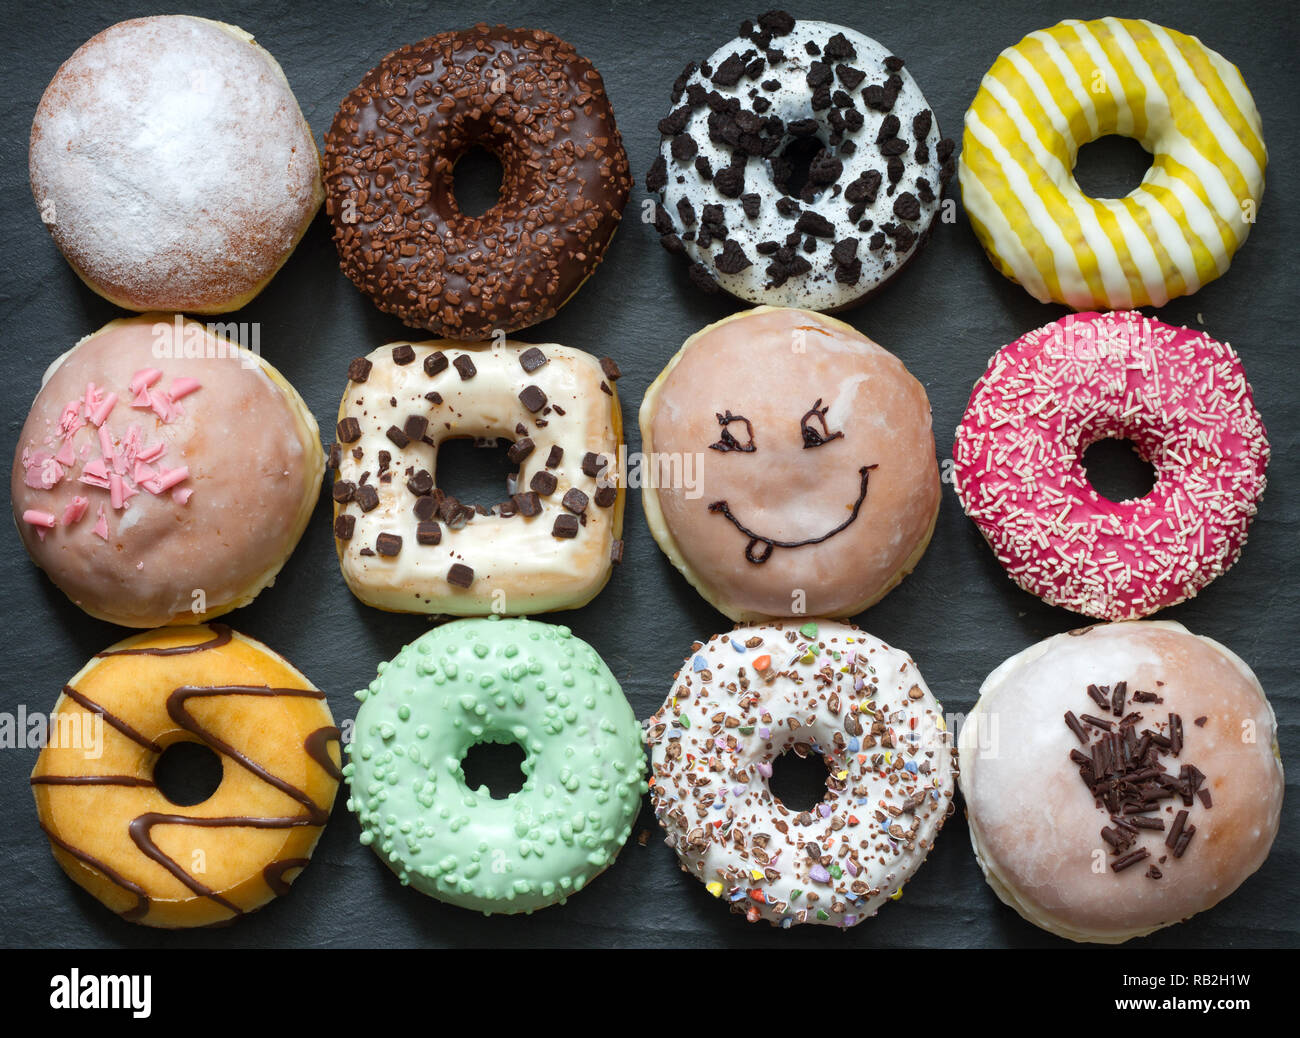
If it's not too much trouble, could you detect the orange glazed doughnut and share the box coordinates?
[31,625,341,928]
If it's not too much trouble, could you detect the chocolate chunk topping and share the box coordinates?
[671,133,698,161]
[391,344,416,366]
[552,514,581,538]
[424,352,448,378]
[600,357,621,381]
[823,32,856,62]
[518,385,547,413]
[893,192,921,221]
[332,480,356,504]
[581,452,608,477]
[530,470,558,495]
[741,192,762,218]
[844,169,882,204]
[337,417,361,443]
[416,521,441,545]
[507,437,535,463]
[407,469,433,496]
[545,445,564,468]
[413,495,436,521]
[713,164,745,198]
[688,262,719,294]
[519,347,548,373]
[375,533,402,556]
[385,425,409,449]
[646,154,668,192]
[609,538,624,564]
[355,484,380,512]
[453,355,477,380]
[562,488,589,514]
[836,65,866,90]
[757,10,795,36]
[514,491,542,517]
[334,515,355,540]
[446,564,474,588]
[714,239,752,274]
[794,211,835,237]
[594,483,617,508]
[808,151,844,186]
[348,357,372,383]
[402,415,428,443]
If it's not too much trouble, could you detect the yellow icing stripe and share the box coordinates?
[957,17,1266,309]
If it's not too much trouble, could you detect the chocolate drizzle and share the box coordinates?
[95,624,232,658]
[709,410,757,453]
[800,398,844,448]
[709,464,877,563]
[36,669,337,923]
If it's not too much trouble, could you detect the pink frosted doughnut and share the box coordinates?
[953,312,1268,620]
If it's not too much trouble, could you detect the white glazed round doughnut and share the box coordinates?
[646,11,955,309]
[958,621,1284,943]
[29,16,323,313]
[331,339,625,615]
[646,619,957,928]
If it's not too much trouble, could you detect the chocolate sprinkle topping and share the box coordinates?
[519,347,548,373]
[453,355,477,380]
[375,533,402,556]
[337,417,361,443]
[348,357,372,383]
[552,513,580,538]
[446,563,474,588]
[391,344,415,366]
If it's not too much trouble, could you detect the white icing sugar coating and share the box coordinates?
[647,620,956,928]
[29,16,323,313]
[648,17,953,310]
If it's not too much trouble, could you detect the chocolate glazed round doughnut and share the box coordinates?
[323,25,632,340]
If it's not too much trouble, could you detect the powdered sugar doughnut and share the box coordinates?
[645,11,954,309]
[11,314,322,627]
[29,16,323,313]
[953,312,1269,620]
[646,619,957,928]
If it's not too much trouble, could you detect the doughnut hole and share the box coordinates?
[452,145,505,218]
[1072,134,1153,199]
[153,741,223,806]
[772,135,831,201]
[434,435,521,509]
[459,738,527,800]
[767,746,831,813]
[1082,436,1158,503]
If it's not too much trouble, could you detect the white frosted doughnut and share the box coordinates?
[646,12,954,310]
[958,621,1284,943]
[646,619,956,928]
[331,339,624,615]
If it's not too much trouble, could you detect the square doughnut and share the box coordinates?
[332,338,623,615]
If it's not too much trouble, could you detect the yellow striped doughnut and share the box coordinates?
[958,18,1266,309]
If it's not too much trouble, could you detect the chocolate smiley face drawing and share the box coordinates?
[640,306,941,621]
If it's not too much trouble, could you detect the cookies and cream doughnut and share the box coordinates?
[11,314,323,627]
[31,624,341,928]
[647,619,956,928]
[646,11,954,309]
[345,617,646,914]
[332,337,624,615]
[641,306,940,621]
[324,25,632,339]
[959,18,1267,309]
[30,16,322,313]
[958,621,1283,943]
[953,312,1269,620]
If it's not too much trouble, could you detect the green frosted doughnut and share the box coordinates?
[344,616,647,914]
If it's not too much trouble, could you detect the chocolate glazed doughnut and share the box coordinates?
[323,25,632,340]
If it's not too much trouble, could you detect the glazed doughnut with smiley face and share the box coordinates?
[640,307,939,620]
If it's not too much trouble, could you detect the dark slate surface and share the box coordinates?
[1,0,1295,948]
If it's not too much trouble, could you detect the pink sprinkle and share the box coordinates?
[130,388,152,409]
[110,473,127,510]
[97,424,116,466]
[87,391,118,427]
[22,509,56,529]
[92,506,109,541]
[133,460,158,485]
[78,456,111,490]
[22,450,52,489]
[84,382,103,414]
[62,496,89,525]
[171,487,193,505]
[57,401,85,438]
[137,440,166,464]
[128,368,163,395]
[54,440,76,467]
[38,456,64,488]
[169,377,201,400]
[144,465,189,494]
[148,389,179,423]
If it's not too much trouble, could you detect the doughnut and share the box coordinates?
[31,624,341,929]
[345,617,646,914]
[331,337,623,615]
[30,16,322,314]
[11,314,323,628]
[645,11,954,309]
[958,620,1283,943]
[324,25,632,340]
[646,619,956,928]
[959,17,1267,309]
[953,311,1268,621]
[641,306,940,621]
